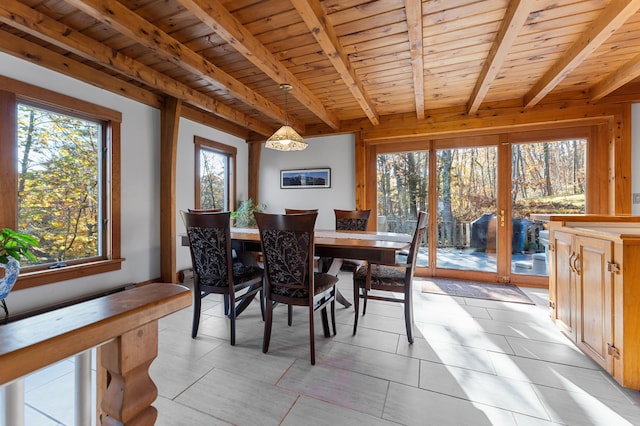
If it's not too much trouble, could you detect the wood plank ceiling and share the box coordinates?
[2,0,640,140]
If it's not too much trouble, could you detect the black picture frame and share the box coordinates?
[280,168,331,189]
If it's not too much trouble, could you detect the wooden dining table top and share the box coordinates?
[229,227,412,265]
[181,227,411,265]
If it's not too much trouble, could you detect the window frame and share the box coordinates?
[0,76,122,291]
[194,136,237,211]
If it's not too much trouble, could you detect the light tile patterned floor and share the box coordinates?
[4,272,640,425]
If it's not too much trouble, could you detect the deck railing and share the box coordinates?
[0,283,191,425]
[380,216,472,248]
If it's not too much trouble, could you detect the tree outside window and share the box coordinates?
[194,136,236,211]
[17,104,103,267]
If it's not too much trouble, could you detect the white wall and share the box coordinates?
[174,119,249,271]
[258,134,356,229]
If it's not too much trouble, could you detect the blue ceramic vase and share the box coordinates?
[0,257,20,300]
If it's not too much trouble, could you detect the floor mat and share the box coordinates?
[420,278,534,304]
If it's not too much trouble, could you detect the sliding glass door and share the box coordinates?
[510,139,586,278]
[435,146,498,274]
[376,151,429,267]
[374,132,588,284]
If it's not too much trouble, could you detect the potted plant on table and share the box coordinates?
[231,199,266,228]
[1,228,39,323]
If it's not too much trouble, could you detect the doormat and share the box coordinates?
[420,278,534,304]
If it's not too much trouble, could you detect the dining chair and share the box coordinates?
[284,208,321,325]
[352,211,428,343]
[188,208,222,213]
[255,212,338,365]
[335,209,371,232]
[328,209,372,274]
[182,210,264,344]
[284,208,318,214]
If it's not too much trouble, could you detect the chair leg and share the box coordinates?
[260,288,265,321]
[321,306,330,338]
[263,296,273,354]
[191,291,202,338]
[288,305,293,326]
[352,281,360,336]
[309,304,316,365]
[362,288,368,315]
[331,292,337,336]
[229,294,237,346]
[405,287,414,344]
[224,293,230,317]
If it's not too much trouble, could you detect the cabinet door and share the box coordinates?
[575,235,613,370]
[550,231,576,339]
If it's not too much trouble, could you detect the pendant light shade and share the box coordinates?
[265,125,308,151]
[266,84,308,151]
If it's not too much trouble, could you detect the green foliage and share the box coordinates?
[199,148,226,209]
[231,199,265,228]
[17,104,100,265]
[0,228,39,265]
[377,141,586,225]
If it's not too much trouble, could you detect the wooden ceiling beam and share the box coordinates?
[0,0,274,136]
[360,103,620,143]
[176,0,340,130]
[590,52,640,101]
[182,105,250,139]
[291,0,379,125]
[63,0,299,132]
[404,0,425,120]
[0,31,163,109]
[523,0,640,109]
[595,81,640,104]
[467,0,533,115]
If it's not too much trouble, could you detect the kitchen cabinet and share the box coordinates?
[548,230,575,340]
[546,221,640,389]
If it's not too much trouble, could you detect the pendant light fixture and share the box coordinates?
[265,84,308,151]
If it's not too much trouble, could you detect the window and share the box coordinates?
[194,136,236,211]
[0,78,122,290]
[17,103,103,266]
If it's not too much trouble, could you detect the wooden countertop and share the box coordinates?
[531,214,640,223]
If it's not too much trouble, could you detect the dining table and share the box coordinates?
[181,227,412,309]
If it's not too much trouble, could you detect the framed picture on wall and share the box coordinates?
[280,168,331,189]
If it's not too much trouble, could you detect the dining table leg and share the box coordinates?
[324,258,352,308]
[335,290,352,308]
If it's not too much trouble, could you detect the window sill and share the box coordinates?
[13,258,125,291]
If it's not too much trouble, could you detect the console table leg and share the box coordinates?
[99,322,159,426]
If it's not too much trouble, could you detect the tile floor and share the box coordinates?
[4,272,640,425]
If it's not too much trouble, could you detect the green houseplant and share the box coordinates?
[231,199,265,228]
[0,228,38,265]
[1,228,39,322]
